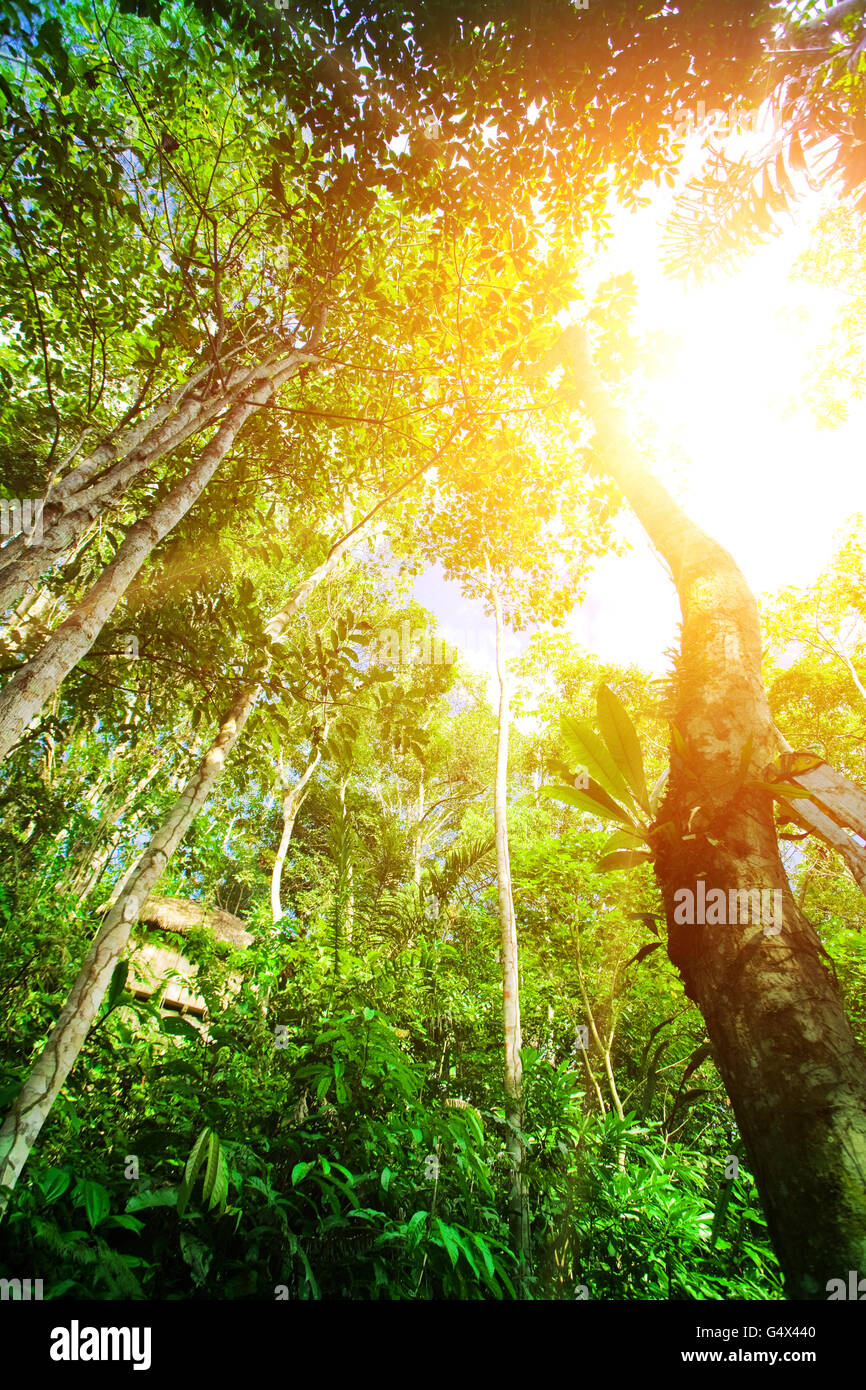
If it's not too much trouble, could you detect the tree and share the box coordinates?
[3,0,818,1280]
[0,0,773,705]
[540,322,866,1298]
[489,568,531,1274]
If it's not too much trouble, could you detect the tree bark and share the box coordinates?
[270,747,321,923]
[0,352,310,764]
[0,347,285,613]
[563,327,866,1299]
[490,571,531,1274]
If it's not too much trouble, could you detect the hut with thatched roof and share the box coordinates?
[127,896,252,1019]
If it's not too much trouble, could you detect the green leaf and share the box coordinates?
[406,1210,428,1248]
[596,849,654,873]
[292,1161,315,1187]
[104,1213,145,1233]
[178,1126,211,1217]
[380,1166,392,1192]
[472,1233,497,1281]
[106,959,129,1011]
[80,1179,110,1229]
[126,1188,178,1212]
[463,1107,484,1145]
[601,827,647,853]
[538,782,637,829]
[202,1133,228,1211]
[596,685,650,812]
[39,1167,72,1203]
[435,1217,461,1268]
[560,713,634,807]
[453,1226,480,1276]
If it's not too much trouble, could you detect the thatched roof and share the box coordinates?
[138,896,252,950]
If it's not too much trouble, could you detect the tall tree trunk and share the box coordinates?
[0,477,423,1210]
[562,327,866,1299]
[271,747,322,923]
[0,343,290,613]
[0,681,257,1211]
[412,777,425,887]
[0,351,310,765]
[490,572,531,1275]
[68,755,171,901]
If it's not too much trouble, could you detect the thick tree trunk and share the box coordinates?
[0,351,311,764]
[270,747,321,923]
[490,574,531,1273]
[564,328,866,1299]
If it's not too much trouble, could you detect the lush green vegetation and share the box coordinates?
[2,0,866,1304]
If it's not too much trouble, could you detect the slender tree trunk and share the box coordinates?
[0,681,257,1210]
[490,572,531,1275]
[271,747,321,923]
[72,830,124,903]
[0,353,310,764]
[0,345,287,612]
[412,778,425,887]
[574,934,625,1122]
[0,478,420,1210]
[564,328,866,1299]
[69,756,170,900]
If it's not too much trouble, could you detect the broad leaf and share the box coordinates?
[292,1161,315,1187]
[106,959,129,1011]
[202,1132,228,1210]
[406,1210,428,1248]
[538,782,637,829]
[435,1217,462,1268]
[596,685,650,812]
[596,849,654,873]
[560,713,635,808]
[39,1167,72,1202]
[127,1188,178,1212]
[178,1126,211,1217]
[79,1178,110,1229]
[601,827,648,854]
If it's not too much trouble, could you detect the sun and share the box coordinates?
[563,190,865,674]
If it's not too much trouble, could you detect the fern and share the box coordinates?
[31,1216,143,1297]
